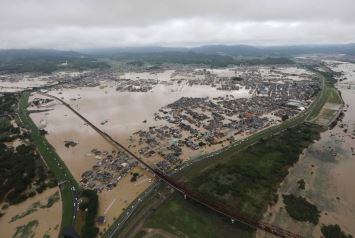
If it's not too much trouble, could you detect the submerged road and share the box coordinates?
[40,92,303,238]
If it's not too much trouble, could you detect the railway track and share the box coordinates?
[40,92,303,238]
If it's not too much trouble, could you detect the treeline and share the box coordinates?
[282,194,320,224]
[236,57,294,65]
[113,51,235,67]
[0,58,109,73]
[0,93,56,206]
[112,52,294,67]
[0,49,110,73]
[82,44,355,57]
[321,224,353,238]
[0,144,56,204]
[0,94,21,142]
[79,189,99,238]
[0,49,295,72]
[310,65,340,86]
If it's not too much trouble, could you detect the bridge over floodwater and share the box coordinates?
[40,92,303,238]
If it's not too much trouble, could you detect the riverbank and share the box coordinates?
[27,91,156,236]
[256,61,355,238]
[17,91,79,236]
[133,122,324,238]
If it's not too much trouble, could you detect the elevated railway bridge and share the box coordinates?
[40,92,303,238]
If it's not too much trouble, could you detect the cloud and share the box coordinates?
[0,0,354,49]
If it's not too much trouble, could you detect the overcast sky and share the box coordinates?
[0,0,354,49]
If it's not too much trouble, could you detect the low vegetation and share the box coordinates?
[297,179,305,190]
[10,191,60,223]
[321,224,353,238]
[79,189,99,238]
[282,194,320,224]
[13,220,39,238]
[130,172,140,182]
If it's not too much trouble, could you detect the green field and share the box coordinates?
[326,87,343,104]
[140,193,254,238]
[185,124,323,219]
[137,123,323,238]
[307,70,343,122]
[17,91,80,237]
[309,86,343,126]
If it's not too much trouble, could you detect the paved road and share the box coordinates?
[17,92,79,229]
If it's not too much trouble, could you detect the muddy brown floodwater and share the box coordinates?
[29,94,154,234]
[257,63,355,238]
[48,82,251,144]
[0,188,61,238]
[28,76,252,233]
[26,67,314,236]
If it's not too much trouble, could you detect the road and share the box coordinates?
[17,92,80,235]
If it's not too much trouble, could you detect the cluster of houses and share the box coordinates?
[11,64,321,175]
[128,66,320,172]
[80,149,138,192]
[30,97,54,106]
[115,78,158,92]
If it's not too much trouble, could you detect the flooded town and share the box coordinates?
[0,62,324,235]
[2,1,355,237]
[1,54,355,238]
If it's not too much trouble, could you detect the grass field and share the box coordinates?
[17,91,80,237]
[307,70,343,122]
[140,193,254,238]
[309,86,343,126]
[326,87,343,104]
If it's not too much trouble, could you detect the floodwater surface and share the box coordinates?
[257,62,355,238]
